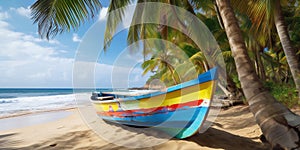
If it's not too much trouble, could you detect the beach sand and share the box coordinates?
[0,105,271,150]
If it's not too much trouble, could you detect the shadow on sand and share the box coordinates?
[187,128,270,150]
[0,130,127,150]
[0,126,270,150]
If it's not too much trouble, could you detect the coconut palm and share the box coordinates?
[231,0,300,101]
[273,1,300,98]
[141,47,181,85]
[215,0,300,148]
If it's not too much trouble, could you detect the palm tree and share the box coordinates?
[215,0,300,148]
[274,1,300,101]
[141,47,181,85]
[231,0,300,101]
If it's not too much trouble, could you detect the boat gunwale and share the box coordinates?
[91,67,217,104]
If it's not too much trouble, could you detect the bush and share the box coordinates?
[264,82,298,108]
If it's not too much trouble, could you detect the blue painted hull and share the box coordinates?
[100,106,209,138]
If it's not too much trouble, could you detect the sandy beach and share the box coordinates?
[0,105,272,150]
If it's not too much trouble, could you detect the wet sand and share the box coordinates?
[0,110,72,131]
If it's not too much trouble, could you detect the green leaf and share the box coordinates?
[31,0,102,39]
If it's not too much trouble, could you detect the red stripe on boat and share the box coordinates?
[97,99,204,117]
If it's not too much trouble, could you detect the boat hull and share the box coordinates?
[101,106,209,138]
[91,68,217,139]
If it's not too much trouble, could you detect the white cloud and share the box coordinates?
[99,7,108,21]
[10,6,31,18]
[0,11,9,20]
[0,10,74,87]
[72,33,82,42]
[48,39,60,45]
[33,32,60,45]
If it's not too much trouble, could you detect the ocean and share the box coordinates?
[0,88,102,118]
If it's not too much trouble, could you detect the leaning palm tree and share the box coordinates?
[216,0,300,149]
[30,0,300,148]
[273,1,300,101]
[141,47,181,85]
[231,0,300,101]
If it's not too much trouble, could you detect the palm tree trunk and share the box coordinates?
[254,50,260,78]
[216,0,300,149]
[276,52,283,83]
[257,49,266,81]
[274,1,300,102]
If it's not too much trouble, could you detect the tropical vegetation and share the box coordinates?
[30,0,300,149]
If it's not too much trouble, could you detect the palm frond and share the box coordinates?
[222,51,232,59]
[189,0,215,14]
[127,0,196,47]
[141,59,158,75]
[261,52,279,65]
[189,51,205,61]
[104,0,135,50]
[231,0,274,36]
[31,0,102,39]
[127,0,147,46]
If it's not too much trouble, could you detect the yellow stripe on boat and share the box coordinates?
[95,81,214,112]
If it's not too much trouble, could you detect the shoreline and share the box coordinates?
[0,107,77,120]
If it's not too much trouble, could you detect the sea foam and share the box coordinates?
[0,94,79,118]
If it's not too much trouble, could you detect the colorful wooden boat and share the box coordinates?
[91,68,217,139]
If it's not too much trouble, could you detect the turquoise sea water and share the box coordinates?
[0,88,109,118]
[0,88,75,99]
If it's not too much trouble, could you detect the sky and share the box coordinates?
[0,0,151,88]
